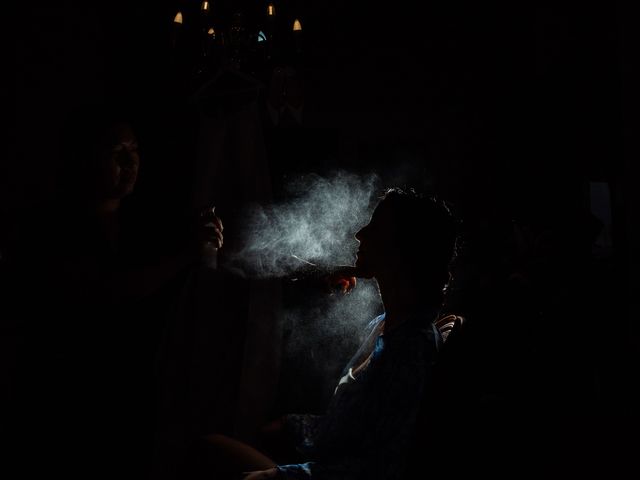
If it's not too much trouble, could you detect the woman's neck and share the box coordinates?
[377,273,443,334]
[94,200,121,253]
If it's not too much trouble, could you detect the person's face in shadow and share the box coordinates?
[355,200,396,279]
[97,122,140,200]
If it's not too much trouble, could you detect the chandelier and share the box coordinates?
[170,1,304,89]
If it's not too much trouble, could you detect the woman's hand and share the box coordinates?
[326,274,357,295]
[198,206,223,250]
[243,467,280,479]
[325,266,359,295]
[189,206,223,268]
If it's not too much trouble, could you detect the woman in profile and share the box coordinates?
[200,188,458,480]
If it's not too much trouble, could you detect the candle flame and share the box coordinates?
[293,19,302,31]
[173,12,183,24]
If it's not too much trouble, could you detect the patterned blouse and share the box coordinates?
[277,309,442,479]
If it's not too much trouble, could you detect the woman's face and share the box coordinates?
[354,201,396,278]
[98,122,140,200]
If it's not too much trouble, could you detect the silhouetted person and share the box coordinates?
[196,188,457,480]
[9,102,223,479]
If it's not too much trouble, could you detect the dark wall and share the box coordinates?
[9,2,628,210]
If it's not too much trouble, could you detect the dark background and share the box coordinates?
[7,0,639,477]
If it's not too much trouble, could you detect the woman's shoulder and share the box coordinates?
[366,313,386,332]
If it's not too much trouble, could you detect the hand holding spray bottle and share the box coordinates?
[199,206,223,269]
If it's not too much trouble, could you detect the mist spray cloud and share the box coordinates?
[226,171,381,278]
